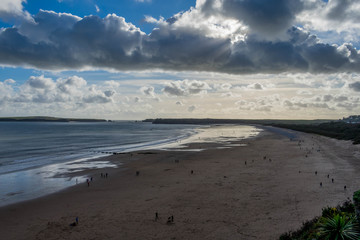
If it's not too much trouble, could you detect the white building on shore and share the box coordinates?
[342,115,360,123]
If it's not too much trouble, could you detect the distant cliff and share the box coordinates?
[0,116,108,122]
[145,118,332,125]
[145,118,360,144]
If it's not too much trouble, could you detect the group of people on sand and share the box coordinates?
[84,173,109,187]
[155,212,174,225]
[100,172,108,178]
[299,138,350,191]
[69,217,79,227]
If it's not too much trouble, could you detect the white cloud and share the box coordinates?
[213,83,232,91]
[27,75,56,89]
[296,0,360,44]
[1,71,360,119]
[95,5,100,13]
[2,75,116,108]
[0,0,31,23]
[188,105,196,112]
[140,86,156,97]
[221,92,238,98]
[104,80,121,88]
[4,78,16,84]
[247,83,264,90]
[162,79,211,96]
[134,97,142,103]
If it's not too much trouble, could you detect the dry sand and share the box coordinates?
[1,126,360,240]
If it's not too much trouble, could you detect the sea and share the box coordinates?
[0,121,261,207]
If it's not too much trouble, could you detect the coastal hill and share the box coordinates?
[144,118,332,125]
[0,116,108,122]
[146,118,360,144]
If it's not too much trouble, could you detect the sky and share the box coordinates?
[0,0,360,120]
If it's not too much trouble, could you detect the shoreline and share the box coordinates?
[1,127,360,239]
[0,124,260,207]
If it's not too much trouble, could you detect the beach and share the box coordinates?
[1,127,360,240]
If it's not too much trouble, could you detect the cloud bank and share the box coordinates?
[2,72,360,119]
[0,0,359,75]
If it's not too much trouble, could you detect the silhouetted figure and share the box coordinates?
[136,171,140,176]
[344,185,347,190]
[191,170,194,174]
[86,179,90,187]
[327,174,329,178]
[245,161,247,165]
[299,171,301,173]
[171,215,174,222]
[315,171,317,175]
[90,177,93,181]
[320,182,322,187]
[106,173,108,178]
[332,178,334,183]
[76,217,79,225]
[155,212,159,221]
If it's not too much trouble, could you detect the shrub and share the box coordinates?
[279,200,358,240]
[317,214,359,240]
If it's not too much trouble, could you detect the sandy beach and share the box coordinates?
[1,126,360,240]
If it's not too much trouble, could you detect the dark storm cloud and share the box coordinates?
[0,11,145,70]
[349,82,360,92]
[199,0,304,35]
[0,7,360,74]
[326,0,354,21]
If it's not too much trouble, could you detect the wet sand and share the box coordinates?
[1,127,360,240]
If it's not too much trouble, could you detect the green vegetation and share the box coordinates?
[354,190,360,221]
[271,122,360,144]
[354,191,360,204]
[147,118,360,144]
[318,214,359,240]
[279,200,360,240]
[147,118,332,125]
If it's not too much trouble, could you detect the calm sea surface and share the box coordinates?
[0,121,260,206]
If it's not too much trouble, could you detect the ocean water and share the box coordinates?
[0,121,260,206]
